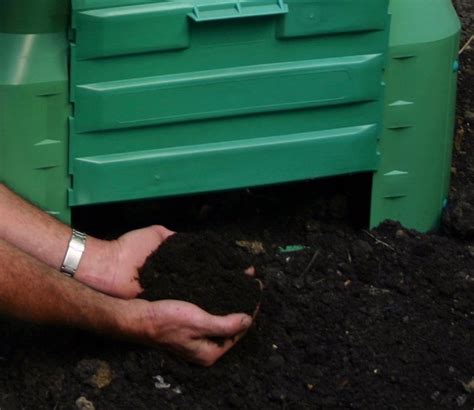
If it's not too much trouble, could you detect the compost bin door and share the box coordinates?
[69,0,389,206]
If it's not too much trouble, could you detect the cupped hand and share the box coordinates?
[75,225,174,299]
[111,225,175,298]
[129,299,253,366]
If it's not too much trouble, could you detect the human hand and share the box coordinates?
[75,225,174,299]
[110,225,175,298]
[127,299,253,366]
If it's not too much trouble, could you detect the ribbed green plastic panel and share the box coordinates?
[74,55,383,133]
[0,0,70,221]
[370,0,460,231]
[69,0,389,206]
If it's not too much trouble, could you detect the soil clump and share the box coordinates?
[139,232,261,316]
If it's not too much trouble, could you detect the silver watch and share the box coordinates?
[61,229,87,277]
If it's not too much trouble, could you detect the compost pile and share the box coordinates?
[0,2,473,409]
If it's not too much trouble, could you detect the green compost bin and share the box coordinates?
[0,0,460,231]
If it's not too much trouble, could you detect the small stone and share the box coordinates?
[462,377,474,393]
[75,396,95,410]
[153,375,171,389]
[235,240,265,255]
[467,246,474,257]
[395,229,408,238]
[90,362,113,389]
[172,386,182,395]
[449,366,456,373]
[456,394,467,407]
[431,391,440,401]
[75,359,113,389]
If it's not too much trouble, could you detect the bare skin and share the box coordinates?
[0,183,169,299]
[0,184,253,366]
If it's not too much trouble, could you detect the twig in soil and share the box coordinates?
[301,249,320,277]
[313,278,326,286]
[459,35,474,55]
[362,230,396,251]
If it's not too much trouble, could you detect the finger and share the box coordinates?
[151,225,176,239]
[201,313,252,338]
[244,266,256,276]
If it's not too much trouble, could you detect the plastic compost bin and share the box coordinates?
[0,0,461,231]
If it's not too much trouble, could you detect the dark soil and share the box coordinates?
[1,2,473,409]
[444,0,474,237]
[139,232,261,316]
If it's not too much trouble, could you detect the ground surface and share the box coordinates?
[1,2,473,409]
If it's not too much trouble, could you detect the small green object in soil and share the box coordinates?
[278,245,307,253]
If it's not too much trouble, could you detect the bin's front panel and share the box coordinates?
[69,0,389,206]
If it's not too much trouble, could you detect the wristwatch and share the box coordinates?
[61,229,87,277]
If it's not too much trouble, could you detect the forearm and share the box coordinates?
[0,183,115,289]
[0,238,128,336]
[0,184,173,299]
[0,183,71,268]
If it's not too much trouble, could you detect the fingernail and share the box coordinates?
[241,316,252,328]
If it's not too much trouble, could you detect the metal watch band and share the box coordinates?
[61,229,87,277]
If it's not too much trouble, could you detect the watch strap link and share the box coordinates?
[61,229,87,277]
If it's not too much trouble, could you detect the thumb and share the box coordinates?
[150,225,175,240]
[203,313,252,338]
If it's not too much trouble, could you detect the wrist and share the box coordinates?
[120,299,159,345]
[86,296,135,339]
[60,230,87,277]
[73,236,118,294]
